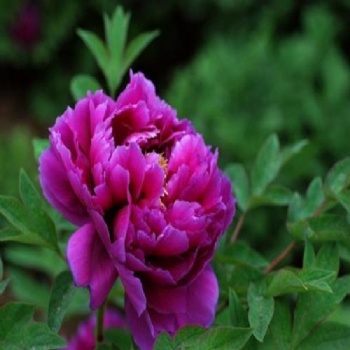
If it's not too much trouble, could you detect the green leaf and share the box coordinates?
[0,195,59,251]
[280,139,308,166]
[251,134,280,196]
[95,344,119,350]
[325,158,350,196]
[105,328,133,350]
[216,241,268,268]
[291,275,350,347]
[153,332,175,349]
[303,238,316,268]
[248,283,274,342]
[298,322,350,350]
[250,185,292,208]
[229,288,248,327]
[287,214,350,242]
[0,254,3,280]
[123,30,159,75]
[315,243,339,279]
[267,269,307,296]
[48,271,77,332]
[77,29,108,72]
[337,189,350,213]
[226,163,250,211]
[0,279,9,295]
[19,169,42,210]
[32,138,49,160]
[70,74,101,101]
[0,303,34,339]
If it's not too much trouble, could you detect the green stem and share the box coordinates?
[96,302,106,344]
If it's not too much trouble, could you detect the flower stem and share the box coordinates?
[230,212,246,243]
[264,241,296,274]
[96,302,106,344]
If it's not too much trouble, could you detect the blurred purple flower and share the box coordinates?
[39,72,235,349]
[63,309,126,350]
[10,1,41,49]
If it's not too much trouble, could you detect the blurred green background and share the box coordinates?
[1,0,350,253]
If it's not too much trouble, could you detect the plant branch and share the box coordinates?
[264,241,296,274]
[231,212,246,243]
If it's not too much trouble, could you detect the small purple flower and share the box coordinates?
[39,72,235,349]
[63,309,126,350]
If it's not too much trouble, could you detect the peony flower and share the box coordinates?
[39,72,235,350]
[63,309,126,350]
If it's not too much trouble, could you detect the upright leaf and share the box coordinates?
[229,288,248,327]
[248,283,274,342]
[19,169,42,210]
[280,139,308,166]
[251,134,280,196]
[303,238,316,268]
[48,271,77,332]
[325,158,350,196]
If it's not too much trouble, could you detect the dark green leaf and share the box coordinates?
[291,275,350,347]
[303,238,316,268]
[226,163,250,211]
[105,328,133,350]
[315,243,339,280]
[280,139,308,166]
[251,134,280,196]
[48,271,77,332]
[77,29,108,72]
[95,344,119,350]
[325,158,350,196]
[0,303,34,339]
[337,189,350,213]
[267,269,307,296]
[305,177,325,213]
[216,241,268,268]
[250,185,292,208]
[0,254,3,280]
[229,288,248,327]
[123,30,159,75]
[248,283,274,342]
[298,322,350,350]
[70,74,101,101]
[0,279,9,295]
[32,138,49,161]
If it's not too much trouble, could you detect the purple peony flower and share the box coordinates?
[39,72,235,350]
[63,309,126,350]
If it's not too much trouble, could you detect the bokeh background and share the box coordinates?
[2,0,350,316]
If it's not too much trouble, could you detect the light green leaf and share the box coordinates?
[19,169,42,210]
[337,189,350,213]
[280,139,308,166]
[229,288,248,327]
[48,271,77,332]
[0,254,3,280]
[248,283,274,342]
[226,163,250,211]
[325,158,350,196]
[123,30,159,74]
[250,185,292,208]
[32,138,49,161]
[305,177,325,213]
[77,29,108,72]
[70,74,101,101]
[303,238,316,268]
[267,269,307,296]
[251,134,280,196]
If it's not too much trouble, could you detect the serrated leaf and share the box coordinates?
[216,241,268,268]
[32,138,49,161]
[303,238,316,268]
[298,322,350,350]
[0,303,34,339]
[291,275,350,347]
[77,29,108,72]
[226,163,250,211]
[70,74,101,101]
[250,185,292,208]
[325,158,350,196]
[248,283,274,342]
[280,139,308,166]
[251,134,280,196]
[229,288,248,327]
[48,271,77,332]
[123,30,159,75]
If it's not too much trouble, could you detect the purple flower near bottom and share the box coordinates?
[39,72,235,349]
[63,309,126,350]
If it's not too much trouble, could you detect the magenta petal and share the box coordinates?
[67,223,118,309]
[154,226,189,257]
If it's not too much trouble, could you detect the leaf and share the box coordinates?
[105,328,133,350]
[337,189,350,213]
[226,163,250,211]
[280,139,308,166]
[123,30,159,74]
[0,254,3,280]
[291,275,350,347]
[32,138,49,160]
[250,185,292,208]
[298,322,350,350]
[0,279,9,295]
[153,332,174,349]
[267,269,307,296]
[315,243,339,280]
[251,134,280,196]
[229,288,248,327]
[0,303,34,339]
[48,271,77,333]
[247,283,274,342]
[325,158,350,196]
[303,238,316,268]
[19,169,42,210]
[216,241,268,268]
[70,74,101,101]
[77,29,108,72]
